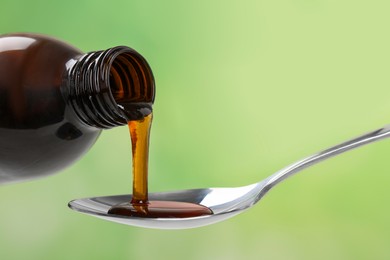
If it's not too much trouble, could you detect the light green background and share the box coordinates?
[1,0,390,259]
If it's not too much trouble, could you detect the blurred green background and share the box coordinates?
[1,0,390,259]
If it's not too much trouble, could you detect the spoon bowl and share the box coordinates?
[69,125,390,229]
[68,184,263,229]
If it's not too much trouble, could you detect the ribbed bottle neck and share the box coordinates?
[65,46,155,129]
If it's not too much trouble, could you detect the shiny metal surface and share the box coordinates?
[69,125,390,229]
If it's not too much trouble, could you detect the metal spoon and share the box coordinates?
[68,125,390,229]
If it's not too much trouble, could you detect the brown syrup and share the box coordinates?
[108,200,212,218]
[108,113,213,218]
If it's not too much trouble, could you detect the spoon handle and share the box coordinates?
[263,125,390,190]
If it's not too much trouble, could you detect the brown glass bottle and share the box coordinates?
[0,33,155,184]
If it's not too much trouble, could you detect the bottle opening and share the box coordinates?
[67,46,155,128]
[108,49,155,121]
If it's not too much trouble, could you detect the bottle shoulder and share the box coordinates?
[0,33,83,130]
[0,33,82,55]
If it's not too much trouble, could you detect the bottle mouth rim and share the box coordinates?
[104,46,155,115]
[67,46,155,129]
[99,46,155,122]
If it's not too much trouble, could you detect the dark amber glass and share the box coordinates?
[0,33,155,184]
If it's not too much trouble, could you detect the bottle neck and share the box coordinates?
[65,46,155,129]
